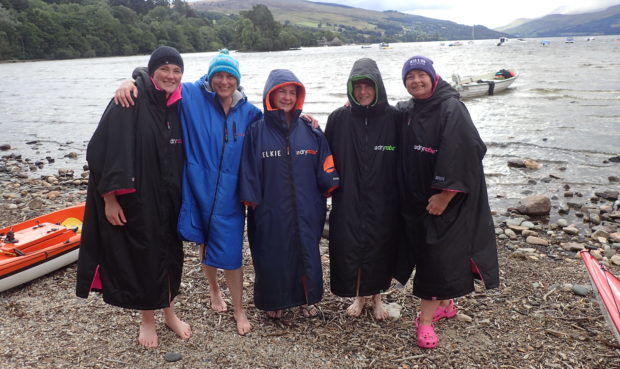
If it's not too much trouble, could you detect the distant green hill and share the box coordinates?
[191,0,507,41]
[497,4,620,37]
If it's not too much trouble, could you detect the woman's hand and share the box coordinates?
[103,193,127,226]
[113,80,138,108]
[426,190,457,216]
[301,113,320,129]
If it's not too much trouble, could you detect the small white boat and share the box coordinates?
[565,37,575,43]
[450,69,519,99]
[379,42,392,49]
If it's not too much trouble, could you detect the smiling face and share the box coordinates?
[405,70,434,99]
[210,71,238,99]
[352,80,376,107]
[152,64,183,96]
[270,84,298,114]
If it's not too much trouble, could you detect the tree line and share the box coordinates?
[0,0,437,61]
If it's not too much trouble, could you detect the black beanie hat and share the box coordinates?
[148,46,184,76]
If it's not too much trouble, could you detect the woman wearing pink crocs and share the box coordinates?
[394,55,500,349]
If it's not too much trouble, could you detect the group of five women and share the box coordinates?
[75,46,499,350]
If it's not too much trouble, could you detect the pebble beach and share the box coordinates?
[1,144,620,368]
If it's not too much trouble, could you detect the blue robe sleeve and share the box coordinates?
[239,121,264,206]
[314,129,339,196]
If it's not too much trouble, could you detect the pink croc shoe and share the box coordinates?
[432,299,457,322]
[415,316,438,349]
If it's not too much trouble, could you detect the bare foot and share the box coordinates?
[371,294,389,321]
[234,310,252,335]
[346,297,366,317]
[300,304,319,318]
[138,322,158,348]
[210,288,227,312]
[165,315,192,340]
[266,310,283,319]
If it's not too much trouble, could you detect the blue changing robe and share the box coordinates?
[176,74,262,269]
[240,69,339,311]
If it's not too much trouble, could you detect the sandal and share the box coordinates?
[415,316,438,349]
[300,304,319,318]
[432,299,457,322]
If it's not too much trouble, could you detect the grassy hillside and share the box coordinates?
[499,4,620,37]
[191,0,505,40]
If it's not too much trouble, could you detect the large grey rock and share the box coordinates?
[560,242,584,252]
[595,190,619,201]
[517,195,551,215]
[571,284,591,296]
[526,236,549,246]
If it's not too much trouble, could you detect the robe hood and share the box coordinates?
[346,58,388,114]
[262,69,306,130]
[413,78,460,112]
[262,69,305,112]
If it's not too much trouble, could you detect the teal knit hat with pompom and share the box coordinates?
[208,49,241,85]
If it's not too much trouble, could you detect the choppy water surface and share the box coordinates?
[1,36,619,211]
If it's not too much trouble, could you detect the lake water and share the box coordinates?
[1,36,619,211]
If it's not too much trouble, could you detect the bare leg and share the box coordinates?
[371,294,388,320]
[346,296,366,317]
[200,244,227,312]
[163,301,192,340]
[419,299,441,326]
[224,268,252,335]
[138,310,158,348]
[201,263,227,312]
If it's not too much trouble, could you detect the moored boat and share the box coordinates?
[0,203,85,292]
[580,249,620,344]
[450,68,519,99]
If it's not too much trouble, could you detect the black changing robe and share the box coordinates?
[396,78,499,300]
[325,58,401,297]
[75,75,185,310]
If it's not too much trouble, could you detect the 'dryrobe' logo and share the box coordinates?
[296,149,318,156]
[374,145,396,151]
[261,150,282,158]
[412,144,438,154]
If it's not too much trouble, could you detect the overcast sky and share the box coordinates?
[310,0,620,28]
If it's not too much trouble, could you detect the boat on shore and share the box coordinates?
[580,249,620,345]
[1,203,85,292]
[450,69,519,99]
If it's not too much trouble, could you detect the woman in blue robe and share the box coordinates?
[240,69,339,318]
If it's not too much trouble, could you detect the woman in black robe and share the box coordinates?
[75,46,191,348]
[396,56,499,349]
[325,58,401,319]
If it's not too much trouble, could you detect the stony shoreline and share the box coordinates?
[2,147,620,368]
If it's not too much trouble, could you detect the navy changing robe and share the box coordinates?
[324,58,401,297]
[76,74,184,310]
[240,69,339,311]
[396,78,499,299]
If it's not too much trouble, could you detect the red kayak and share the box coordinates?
[580,250,620,344]
[0,203,85,292]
